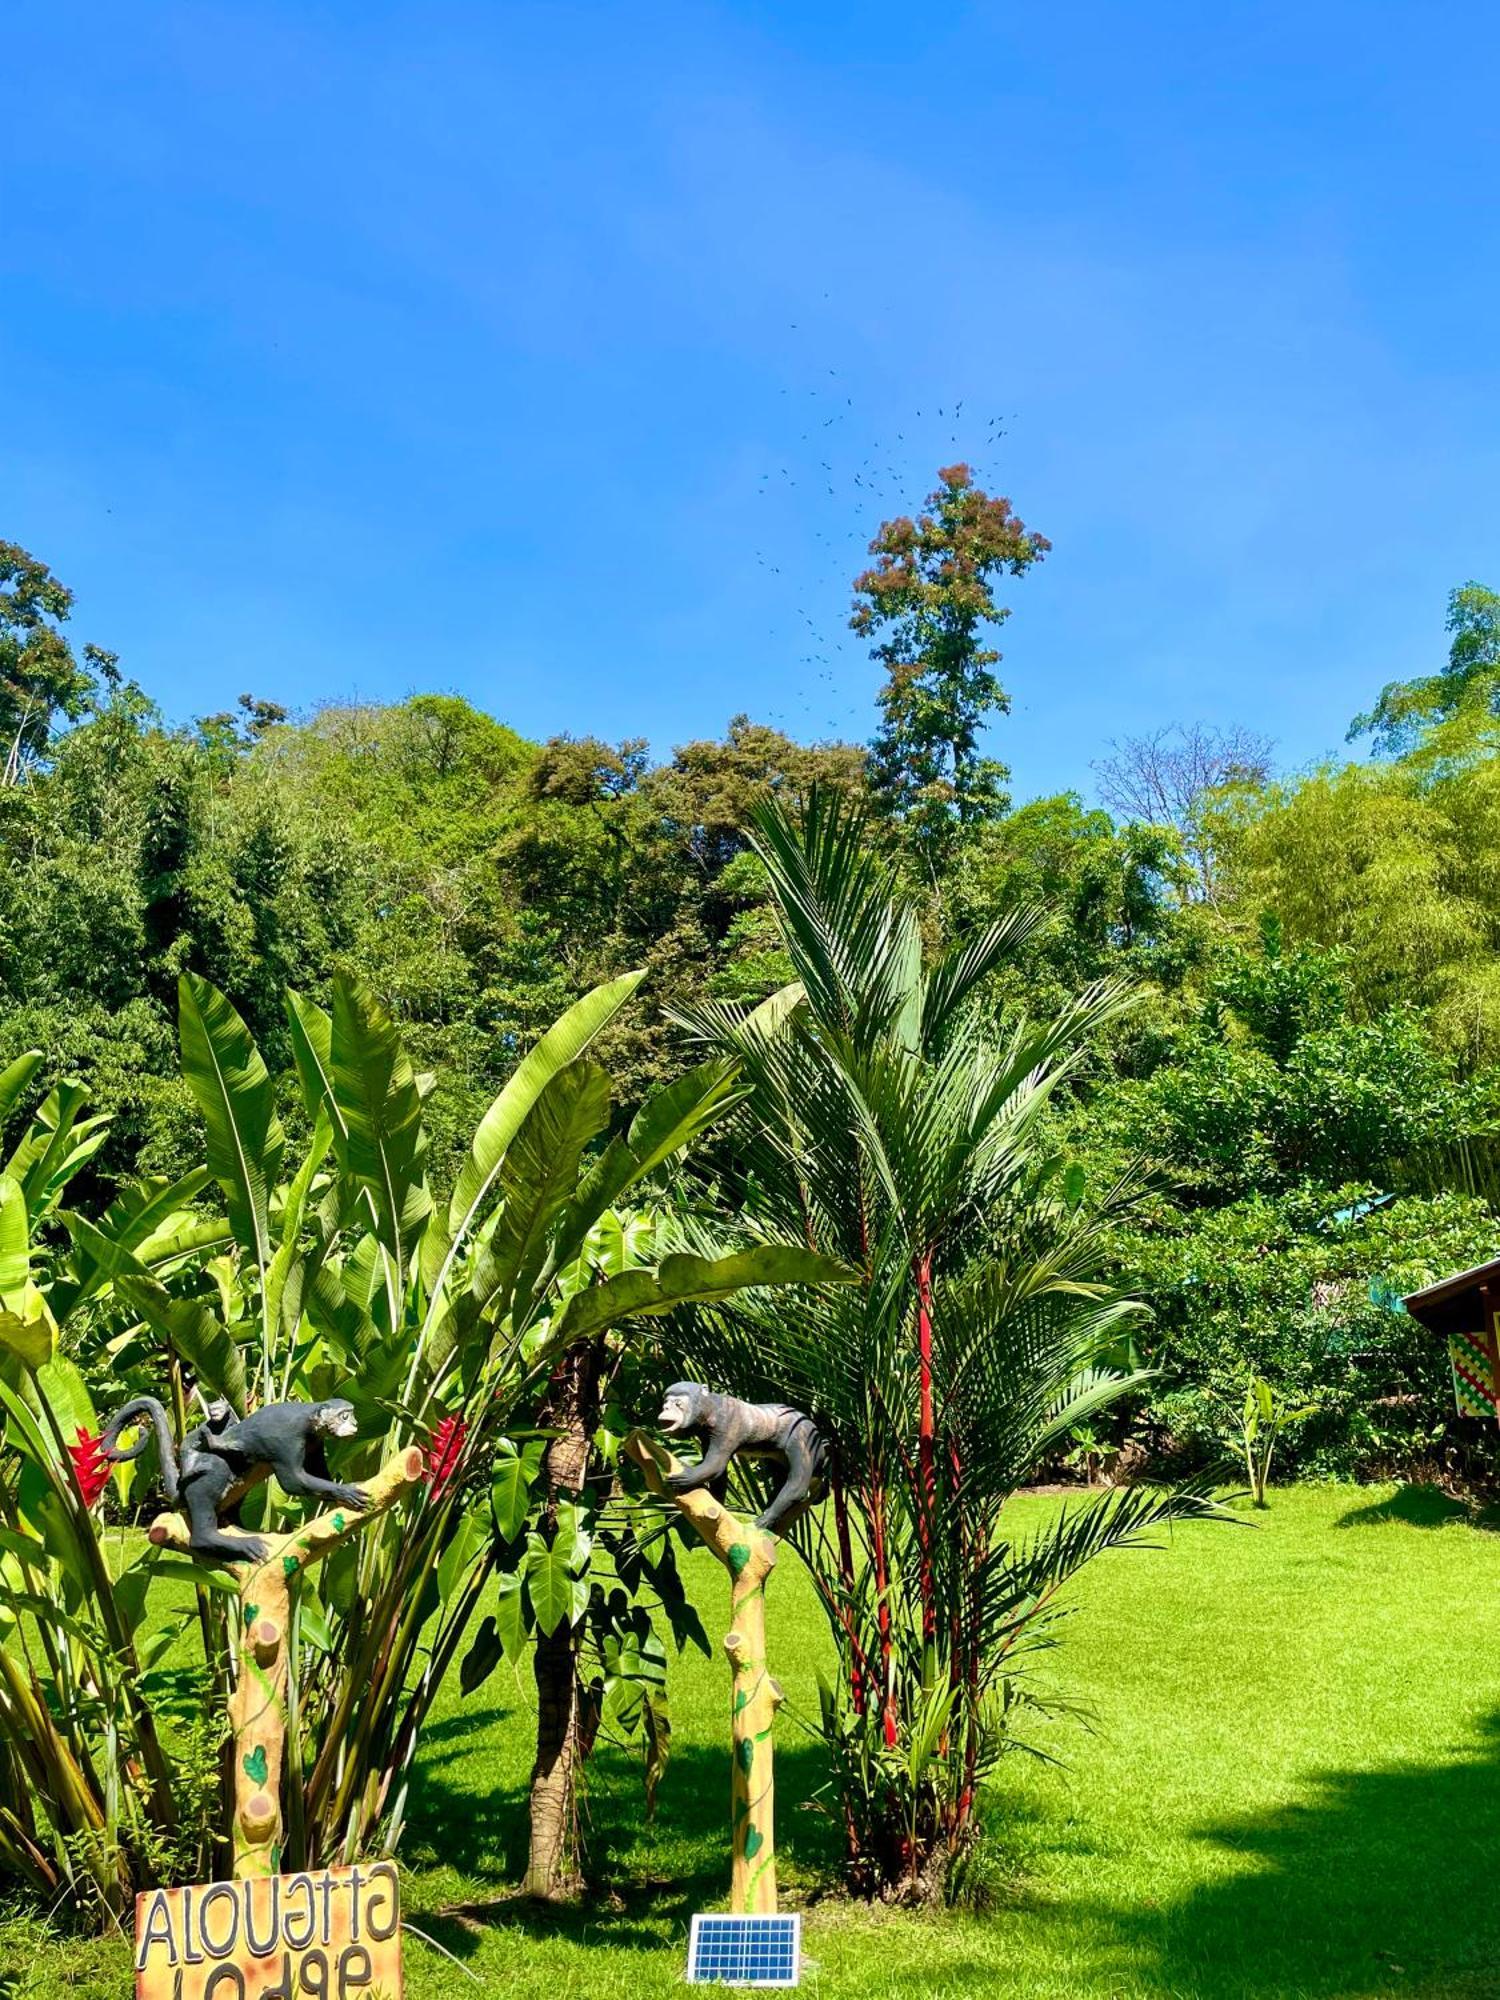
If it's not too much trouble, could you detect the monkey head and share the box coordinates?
[314,1398,359,1440]
[658,1383,707,1436]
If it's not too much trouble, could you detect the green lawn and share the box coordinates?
[10,1484,1500,1999]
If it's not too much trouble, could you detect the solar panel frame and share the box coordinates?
[686,1912,802,1987]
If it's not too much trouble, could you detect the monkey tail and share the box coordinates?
[808,1416,835,1483]
[98,1397,180,1503]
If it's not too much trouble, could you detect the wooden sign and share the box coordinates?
[134,1863,401,2000]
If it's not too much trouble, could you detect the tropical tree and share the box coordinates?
[0,542,105,787]
[1350,580,1500,753]
[854,466,1049,871]
[669,792,1224,1897]
[1092,720,1273,903]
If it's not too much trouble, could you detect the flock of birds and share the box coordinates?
[741,339,1017,740]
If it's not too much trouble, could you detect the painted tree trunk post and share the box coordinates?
[147,1447,424,1879]
[623,1431,782,1915]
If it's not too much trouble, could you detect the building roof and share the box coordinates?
[1404,1256,1500,1336]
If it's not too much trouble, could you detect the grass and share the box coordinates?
[10,1483,1500,1997]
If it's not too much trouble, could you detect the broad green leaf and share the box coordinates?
[0,1051,43,1133]
[553,1060,742,1268]
[342,1229,386,1314]
[31,1355,97,1443]
[0,1545,32,1610]
[16,1463,86,1592]
[548,1245,856,1348]
[178,973,285,1277]
[303,1254,405,1405]
[285,990,348,1141]
[329,976,431,1273]
[493,1566,526,1661]
[298,1597,334,1653]
[0,1372,55,1469]
[0,1526,45,1570]
[53,1169,216,1320]
[554,1497,592,1576]
[604,1624,668,1691]
[460,1614,506,1695]
[623,1059,743,1180]
[133,1212,234,1267]
[322,1539,359,1614]
[570,1210,657,1282]
[0,1173,29,1305]
[0,1306,52,1370]
[4,1591,97,1647]
[6,1083,110,1217]
[570,1567,592,1626]
[141,1612,198,1670]
[490,1440,539,1542]
[67,1214,247,1410]
[0,1174,53,1367]
[267,1115,334,1339]
[447,971,645,1248]
[480,1061,612,1326]
[145,1555,238,1594]
[524,1529,577,1635]
[303,1260,381,1365]
[436,1510,486,1603]
[114,1563,153,1637]
[117,1277,247,1412]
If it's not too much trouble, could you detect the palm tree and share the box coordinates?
[670,791,1224,1897]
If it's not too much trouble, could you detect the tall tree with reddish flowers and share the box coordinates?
[671,791,1224,1898]
[853,466,1049,869]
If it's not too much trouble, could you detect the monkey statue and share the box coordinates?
[98,1395,368,1565]
[655,1381,829,1535]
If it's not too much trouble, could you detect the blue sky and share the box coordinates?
[6,1,1499,801]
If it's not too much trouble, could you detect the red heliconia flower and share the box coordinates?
[69,1427,112,1509]
[425,1413,467,1500]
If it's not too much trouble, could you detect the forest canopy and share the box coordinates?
[4,488,1498,1481]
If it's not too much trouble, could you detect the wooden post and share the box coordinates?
[148,1447,424,1879]
[624,1431,782,1915]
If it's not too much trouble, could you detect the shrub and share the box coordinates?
[1112,1185,1499,1480]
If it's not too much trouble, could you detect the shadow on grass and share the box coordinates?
[1336,1483,1500,1532]
[1072,1709,1500,1998]
[401,1711,840,1959]
[399,1668,1500,1992]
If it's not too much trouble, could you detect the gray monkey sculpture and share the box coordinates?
[656,1381,829,1534]
[98,1395,367,1565]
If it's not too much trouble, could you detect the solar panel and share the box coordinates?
[687,1912,802,1987]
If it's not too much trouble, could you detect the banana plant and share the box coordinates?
[0,1064,220,1921]
[1217,1373,1319,1507]
[56,969,848,1875]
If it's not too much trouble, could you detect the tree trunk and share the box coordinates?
[914,1251,937,1652]
[523,1340,603,1900]
[525,1617,585,1899]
